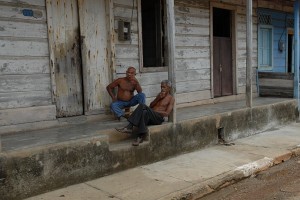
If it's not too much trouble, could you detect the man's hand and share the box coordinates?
[158,91,167,99]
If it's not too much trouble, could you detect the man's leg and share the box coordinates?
[111,101,126,118]
[128,93,145,107]
[128,104,163,135]
[127,103,144,125]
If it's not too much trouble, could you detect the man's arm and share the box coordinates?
[164,97,175,117]
[106,79,120,102]
[132,77,142,93]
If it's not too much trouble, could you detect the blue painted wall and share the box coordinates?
[257,8,293,72]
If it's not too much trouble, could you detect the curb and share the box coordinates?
[159,147,300,200]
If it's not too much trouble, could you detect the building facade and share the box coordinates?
[0,0,296,132]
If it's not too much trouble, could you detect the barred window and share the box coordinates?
[258,13,272,25]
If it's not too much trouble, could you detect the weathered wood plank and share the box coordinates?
[141,83,162,97]
[257,0,294,12]
[115,44,139,59]
[176,48,210,59]
[177,80,210,93]
[175,5,209,15]
[0,21,47,38]
[176,58,210,70]
[137,72,168,87]
[176,25,209,35]
[114,0,136,7]
[0,4,47,21]
[175,13,209,26]
[115,33,139,45]
[176,35,209,47]
[175,0,209,9]
[0,105,56,126]
[176,90,211,104]
[259,87,293,98]
[0,74,51,92]
[114,58,140,73]
[0,0,45,6]
[259,78,293,88]
[258,72,294,80]
[176,69,210,82]
[0,91,52,109]
[114,5,137,19]
[0,58,50,74]
[0,39,49,56]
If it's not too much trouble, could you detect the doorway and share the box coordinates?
[47,0,111,117]
[213,7,234,97]
[287,31,294,73]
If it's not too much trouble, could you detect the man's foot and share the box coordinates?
[132,137,144,146]
[115,127,133,134]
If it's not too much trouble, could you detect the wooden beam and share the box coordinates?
[246,0,253,108]
[294,0,300,115]
[166,0,176,124]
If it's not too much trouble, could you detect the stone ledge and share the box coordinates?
[0,100,298,200]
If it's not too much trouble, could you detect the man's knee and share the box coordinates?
[137,92,146,103]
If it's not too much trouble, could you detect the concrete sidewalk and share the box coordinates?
[25,122,300,200]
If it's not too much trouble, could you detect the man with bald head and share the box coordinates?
[106,66,146,120]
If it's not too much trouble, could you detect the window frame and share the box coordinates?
[138,0,168,73]
[258,24,273,70]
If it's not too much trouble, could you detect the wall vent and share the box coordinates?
[258,13,272,25]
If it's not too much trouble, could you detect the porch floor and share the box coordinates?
[0,97,294,152]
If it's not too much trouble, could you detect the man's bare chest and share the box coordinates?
[119,81,135,91]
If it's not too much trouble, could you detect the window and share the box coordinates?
[141,0,167,70]
[258,25,273,70]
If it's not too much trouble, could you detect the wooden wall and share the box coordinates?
[0,0,55,126]
[174,1,212,104]
[112,0,260,106]
[174,0,260,101]
[113,0,168,103]
[258,72,294,97]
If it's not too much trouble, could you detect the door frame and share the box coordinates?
[210,2,237,98]
[287,28,294,73]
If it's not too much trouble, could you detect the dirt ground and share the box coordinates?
[200,155,300,200]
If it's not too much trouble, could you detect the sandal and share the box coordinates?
[132,137,144,146]
[115,127,133,134]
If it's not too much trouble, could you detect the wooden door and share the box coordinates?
[213,7,233,97]
[78,0,111,114]
[213,37,233,97]
[47,0,83,117]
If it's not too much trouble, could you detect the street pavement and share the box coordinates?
[25,122,300,200]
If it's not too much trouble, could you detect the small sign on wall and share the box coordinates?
[22,9,43,18]
[22,9,33,17]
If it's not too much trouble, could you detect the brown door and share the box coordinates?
[213,37,233,97]
[213,7,233,97]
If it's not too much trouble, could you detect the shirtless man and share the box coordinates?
[106,66,145,120]
[116,80,175,146]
